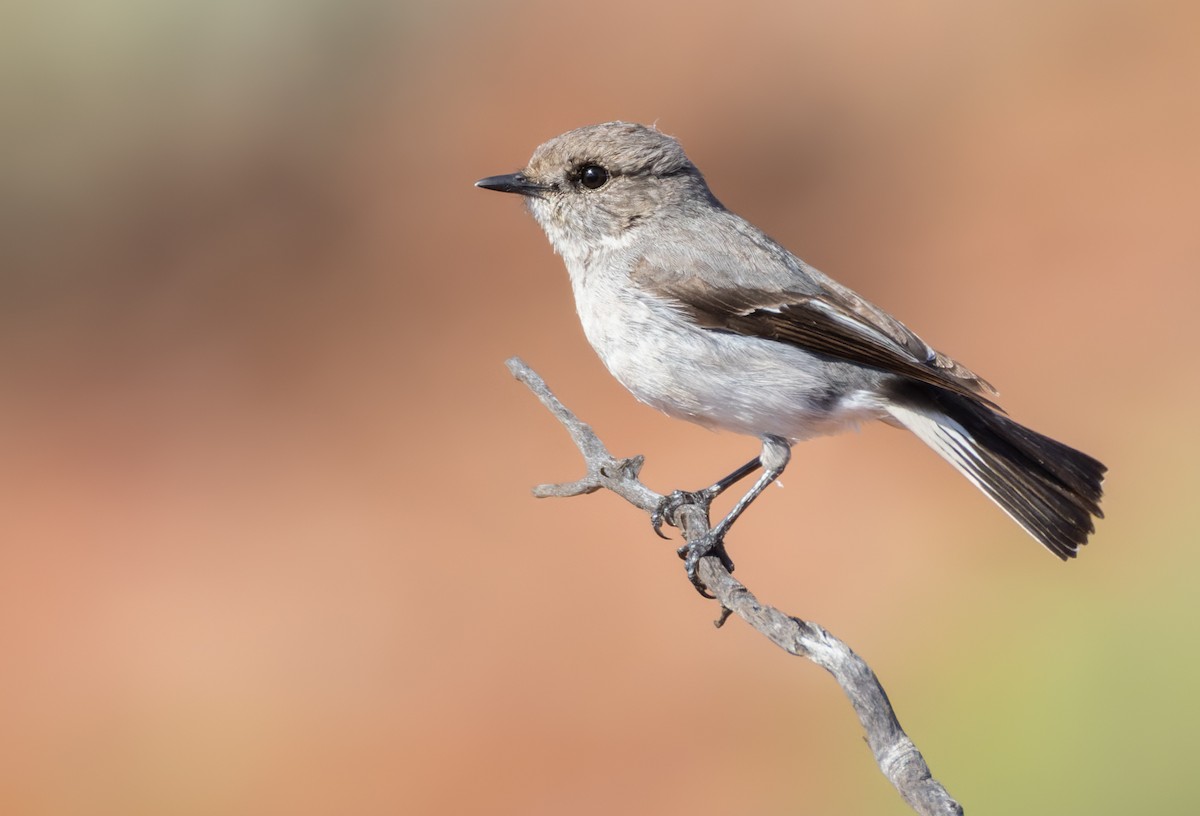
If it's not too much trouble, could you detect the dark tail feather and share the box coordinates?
[885,383,1106,558]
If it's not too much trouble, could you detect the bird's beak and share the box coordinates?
[475,172,547,198]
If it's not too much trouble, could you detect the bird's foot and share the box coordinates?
[677,533,735,598]
[651,489,715,539]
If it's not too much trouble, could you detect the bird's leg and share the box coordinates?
[680,435,792,596]
[651,456,763,539]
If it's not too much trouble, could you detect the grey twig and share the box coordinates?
[506,356,963,816]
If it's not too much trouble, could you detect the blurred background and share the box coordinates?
[2,0,1197,813]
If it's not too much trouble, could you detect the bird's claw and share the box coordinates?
[677,533,735,598]
[652,489,732,596]
[651,489,711,539]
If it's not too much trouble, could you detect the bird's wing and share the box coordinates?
[632,257,999,407]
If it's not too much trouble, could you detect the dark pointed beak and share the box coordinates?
[475,172,547,198]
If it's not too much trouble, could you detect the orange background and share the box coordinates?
[3,1,1198,813]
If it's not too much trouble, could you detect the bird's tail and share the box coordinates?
[884,382,1106,558]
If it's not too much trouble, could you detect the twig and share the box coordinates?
[506,356,963,816]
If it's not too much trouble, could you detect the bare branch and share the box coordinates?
[507,356,963,816]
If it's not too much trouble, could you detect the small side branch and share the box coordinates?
[507,357,962,816]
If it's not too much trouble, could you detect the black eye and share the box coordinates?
[579,164,609,190]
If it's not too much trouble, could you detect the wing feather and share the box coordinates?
[633,258,999,408]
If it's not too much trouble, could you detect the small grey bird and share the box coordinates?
[477,122,1105,592]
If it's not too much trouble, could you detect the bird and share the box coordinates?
[476,121,1105,593]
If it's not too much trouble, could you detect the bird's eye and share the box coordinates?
[578,164,609,190]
